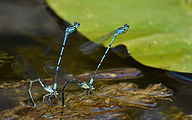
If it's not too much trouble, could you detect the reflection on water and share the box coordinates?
[0,0,192,119]
[167,71,192,83]
[0,51,13,67]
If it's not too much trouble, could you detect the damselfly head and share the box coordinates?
[55,90,59,95]
[91,85,95,89]
[116,24,129,34]
[124,24,129,29]
[73,21,80,28]
[90,84,95,89]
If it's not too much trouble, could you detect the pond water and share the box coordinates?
[0,0,192,119]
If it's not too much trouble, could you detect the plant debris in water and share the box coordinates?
[0,82,174,119]
[79,67,142,81]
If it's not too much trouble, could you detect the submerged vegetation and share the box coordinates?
[47,0,192,72]
[0,82,174,119]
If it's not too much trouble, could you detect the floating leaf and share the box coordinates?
[47,0,192,72]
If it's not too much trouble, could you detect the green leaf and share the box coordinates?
[47,0,192,72]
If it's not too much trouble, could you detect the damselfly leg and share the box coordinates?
[44,60,97,107]
[11,55,59,107]
[33,21,80,97]
[54,22,80,94]
[79,24,129,92]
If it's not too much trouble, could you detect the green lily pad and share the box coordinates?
[47,0,192,72]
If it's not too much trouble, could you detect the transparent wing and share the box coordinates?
[31,27,63,37]
[23,69,38,80]
[16,55,42,79]
[79,31,116,54]
[16,55,28,69]
[11,63,25,79]
[11,62,37,80]
[42,34,65,54]
[44,60,83,83]
[11,55,47,85]
[30,5,65,37]
[44,60,74,78]
[24,61,43,79]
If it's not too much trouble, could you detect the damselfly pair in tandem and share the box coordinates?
[11,23,130,107]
